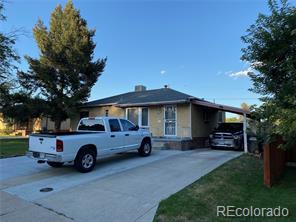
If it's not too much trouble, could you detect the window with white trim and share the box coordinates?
[141,108,148,127]
[126,107,149,127]
[127,108,138,125]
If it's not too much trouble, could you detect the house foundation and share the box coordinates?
[152,137,209,151]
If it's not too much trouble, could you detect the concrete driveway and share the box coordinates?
[0,149,241,222]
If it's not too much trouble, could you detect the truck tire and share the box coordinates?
[138,140,152,157]
[47,161,64,168]
[74,149,96,173]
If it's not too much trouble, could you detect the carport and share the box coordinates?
[192,100,251,153]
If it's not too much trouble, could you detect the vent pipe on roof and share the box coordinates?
[164,84,170,88]
[135,85,147,92]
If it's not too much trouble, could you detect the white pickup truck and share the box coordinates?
[26,117,152,173]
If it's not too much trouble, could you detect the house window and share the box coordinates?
[141,108,148,127]
[127,108,138,125]
[126,107,149,127]
[80,111,89,119]
[164,105,176,136]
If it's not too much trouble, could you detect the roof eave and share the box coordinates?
[80,103,118,108]
[81,100,191,108]
[191,100,251,116]
[116,100,190,108]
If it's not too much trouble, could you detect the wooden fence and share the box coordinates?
[264,139,296,187]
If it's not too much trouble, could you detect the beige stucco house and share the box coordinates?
[1,85,249,149]
[66,85,248,149]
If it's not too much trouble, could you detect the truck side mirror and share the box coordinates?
[129,125,139,131]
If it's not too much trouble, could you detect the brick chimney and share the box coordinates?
[135,85,147,92]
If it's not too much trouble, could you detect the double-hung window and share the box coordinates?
[126,107,149,127]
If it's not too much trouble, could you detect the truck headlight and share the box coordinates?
[209,134,213,139]
[233,135,240,140]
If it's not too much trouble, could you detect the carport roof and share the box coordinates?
[191,100,251,116]
[82,87,250,116]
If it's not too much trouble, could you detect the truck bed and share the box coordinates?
[31,131,102,137]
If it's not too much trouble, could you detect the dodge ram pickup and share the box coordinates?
[209,122,244,150]
[26,117,152,172]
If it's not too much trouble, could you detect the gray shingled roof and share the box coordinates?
[83,88,200,107]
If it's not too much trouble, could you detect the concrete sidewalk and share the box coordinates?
[0,191,72,222]
[0,149,241,222]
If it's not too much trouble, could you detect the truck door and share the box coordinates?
[107,119,126,151]
[119,119,141,150]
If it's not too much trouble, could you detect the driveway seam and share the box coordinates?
[133,204,158,222]
[33,202,75,221]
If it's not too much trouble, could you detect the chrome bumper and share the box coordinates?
[26,151,63,162]
[210,139,235,148]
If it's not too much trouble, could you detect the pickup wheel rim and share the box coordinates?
[143,143,151,154]
[82,154,94,169]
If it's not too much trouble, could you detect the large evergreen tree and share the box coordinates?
[241,0,296,148]
[18,0,106,130]
[0,0,20,94]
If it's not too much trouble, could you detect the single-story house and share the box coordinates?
[69,85,250,150]
[0,114,41,136]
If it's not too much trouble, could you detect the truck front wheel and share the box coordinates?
[74,149,96,173]
[138,140,152,157]
[47,161,64,168]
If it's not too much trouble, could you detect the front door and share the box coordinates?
[164,105,176,136]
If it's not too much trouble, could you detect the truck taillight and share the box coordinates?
[56,139,63,152]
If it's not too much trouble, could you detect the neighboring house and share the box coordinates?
[69,85,249,150]
[0,113,69,135]
[0,114,41,136]
[40,117,70,131]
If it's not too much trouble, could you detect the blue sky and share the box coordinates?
[3,0,294,110]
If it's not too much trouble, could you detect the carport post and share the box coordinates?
[243,113,248,153]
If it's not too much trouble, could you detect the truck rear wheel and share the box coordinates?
[74,149,96,173]
[138,140,152,157]
[47,161,64,168]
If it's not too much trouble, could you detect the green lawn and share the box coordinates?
[154,154,296,222]
[0,138,28,158]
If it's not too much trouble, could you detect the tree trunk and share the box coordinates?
[54,119,62,132]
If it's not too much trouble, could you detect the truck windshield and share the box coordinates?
[216,123,243,133]
[78,119,105,131]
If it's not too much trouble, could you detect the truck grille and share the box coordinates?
[213,133,233,139]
